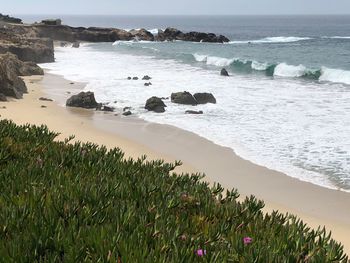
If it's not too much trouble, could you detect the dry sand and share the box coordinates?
[1,73,350,255]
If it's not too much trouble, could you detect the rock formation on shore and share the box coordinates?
[145,97,166,113]
[66,92,99,109]
[0,53,44,99]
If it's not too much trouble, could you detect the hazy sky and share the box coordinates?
[3,0,350,15]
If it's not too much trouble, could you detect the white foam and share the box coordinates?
[274,63,307,77]
[320,67,350,85]
[323,36,350,39]
[193,54,234,67]
[251,61,269,71]
[229,36,312,44]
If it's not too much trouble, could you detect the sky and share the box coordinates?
[3,0,350,15]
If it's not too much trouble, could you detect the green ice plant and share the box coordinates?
[0,119,348,262]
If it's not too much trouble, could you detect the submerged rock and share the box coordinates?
[171,91,197,105]
[193,93,216,104]
[142,75,152,80]
[220,68,229,76]
[122,110,132,116]
[66,91,99,109]
[145,96,166,113]
[185,110,203,114]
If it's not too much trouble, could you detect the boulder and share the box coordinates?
[122,111,132,116]
[66,91,99,109]
[193,93,216,104]
[132,77,138,80]
[185,110,203,114]
[129,28,154,41]
[142,75,151,80]
[171,91,197,105]
[20,61,44,75]
[0,53,27,99]
[220,68,229,76]
[0,93,7,101]
[41,19,62,26]
[100,105,114,112]
[145,96,166,113]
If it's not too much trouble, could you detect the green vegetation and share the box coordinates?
[0,119,348,262]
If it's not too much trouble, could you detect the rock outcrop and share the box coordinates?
[145,97,166,113]
[0,29,54,63]
[129,28,154,41]
[156,27,229,43]
[193,93,216,104]
[171,91,198,105]
[0,53,28,99]
[66,91,99,109]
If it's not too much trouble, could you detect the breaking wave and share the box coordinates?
[229,36,312,44]
[192,54,350,85]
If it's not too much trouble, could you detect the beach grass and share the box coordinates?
[0,119,348,262]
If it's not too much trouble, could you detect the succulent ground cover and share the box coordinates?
[0,119,348,262]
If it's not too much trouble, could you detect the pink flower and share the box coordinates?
[243,237,253,245]
[196,249,207,257]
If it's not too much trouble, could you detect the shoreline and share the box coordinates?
[1,72,350,254]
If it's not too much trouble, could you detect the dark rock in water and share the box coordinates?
[145,96,166,113]
[0,93,7,101]
[127,77,132,80]
[129,28,154,41]
[122,110,132,116]
[220,68,229,76]
[159,27,229,43]
[0,14,22,24]
[70,82,74,84]
[0,53,28,99]
[193,93,216,104]
[41,105,47,108]
[60,42,68,47]
[101,105,114,112]
[132,77,138,80]
[171,91,197,105]
[162,28,185,41]
[72,41,80,48]
[41,19,62,26]
[66,91,99,109]
[185,110,203,114]
[142,75,152,80]
[144,82,150,86]
[123,106,132,112]
[39,97,53,102]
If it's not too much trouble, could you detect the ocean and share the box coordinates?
[23,15,350,191]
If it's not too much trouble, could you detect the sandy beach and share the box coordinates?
[1,72,350,255]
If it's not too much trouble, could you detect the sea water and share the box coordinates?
[28,15,350,191]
